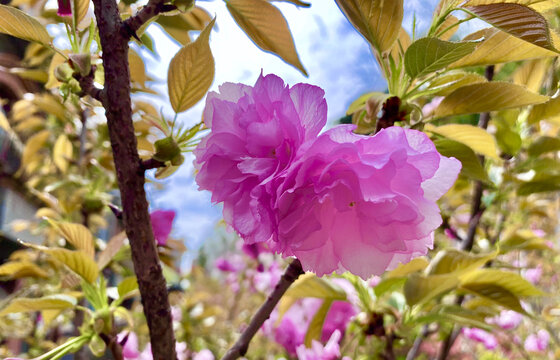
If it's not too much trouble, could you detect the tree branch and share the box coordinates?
[75,66,105,103]
[221,259,304,360]
[91,0,177,358]
[140,158,166,171]
[437,65,495,360]
[123,0,176,38]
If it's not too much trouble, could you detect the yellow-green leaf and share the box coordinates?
[335,0,403,53]
[461,283,526,313]
[0,4,51,45]
[434,139,491,183]
[387,258,429,278]
[389,27,411,60]
[129,48,147,86]
[462,0,560,12]
[517,174,560,195]
[168,17,215,113]
[465,3,557,51]
[74,0,90,27]
[427,71,487,96]
[0,261,49,279]
[425,123,499,160]
[437,15,460,40]
[528,136,560,157]
[0,295,76,316]
[226,0,307,75]
[434,82,548,117]
[405,38,478,78]
[284,273,347,300]
[461,269,544,297]
[404,273,459,306]
[451,28,558,67]
[304,299,333,347]
[528,96,560,124]
[53,134,73,173]
[499,231,550,252]
[512,58,550,93]
[47,220,95,259]
[21,130,50,170]
[97,231,127,269]
[48,248,99,283]
[117,276,138,298]
[426,249,496,276]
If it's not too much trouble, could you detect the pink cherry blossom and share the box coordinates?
[295,330,351,360]
[524,329,550,352]
[193,349,215,360]
[462,327,498,350]
[273,125,461,278]
[150,210,175,246]
[523,265,542,285]
[491,310,523,330]
[194,73,327,245]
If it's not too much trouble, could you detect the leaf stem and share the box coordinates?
[221,258,304,360]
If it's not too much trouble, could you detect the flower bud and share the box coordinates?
[69,54,92,77]
[154,136,181,162]
[54,62,74,82]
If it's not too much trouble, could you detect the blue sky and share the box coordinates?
[143,0,440,268]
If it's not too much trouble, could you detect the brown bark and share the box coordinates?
[90,0,177,358]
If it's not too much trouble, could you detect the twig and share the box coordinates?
[75,66,105,103]
[437,65,494,360]
[100,333,124,360]
[221,259,304,360]
[108,203,123,220]
[123,0,176,38]
[140,158,166,171]
[405,325,429,360]
[90,0,177,358]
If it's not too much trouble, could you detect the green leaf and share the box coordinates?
[404,38,478,78]
[0,295,76,316]
[404,273,459,306]
[304,299,333,347]
[495,118,522,155]
[426,249,496,275]
[434,82,548,118]
[117,276,138,298]
[499,231,550,252]
[0,5,51,45]
[461,283,526,313]
[461,269,544,297]
[425,123,499,160]
[52,134,73,173]
[284,273,347,300]
[374,277,407,297]
[226,0,307,75]
[528,136,560,157]
[464,3,557,51]
[335,0,403,52]
[168,17,215,113]
[434,139,491,183]
[48,248,99,283]
[527,96,560,125]
[270,0,310,6]
[427,71,487,96]
[47,220,95,259]
[451,28,558,67]
[386,258,429,278]
[0,261,49,279]
[462,0,560,12]
[517,175,560,195]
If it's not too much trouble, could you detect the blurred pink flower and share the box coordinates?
[491,310,523,330]
[525,329,550,352]
[194,73,327,245]
[117,332,187,360]
[150,210,175,246]
[268,280,357,355]
[193,349,215,360]
[523,265,542,285]
[295,330,351,360]
[273,125,461,278]
[462,327,498,350]
[215,255,244,273]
